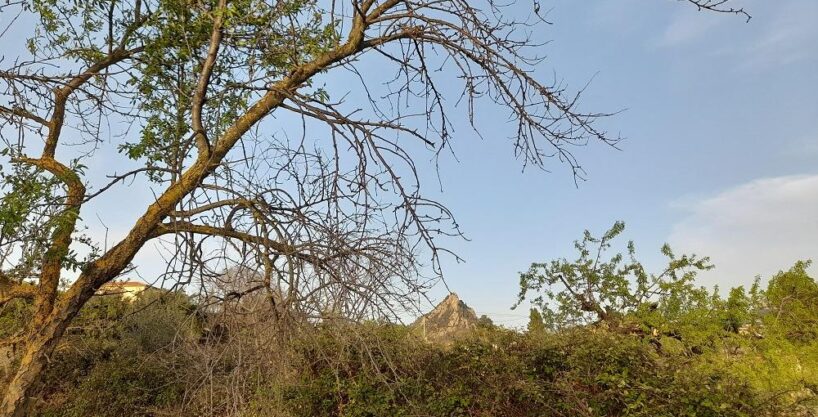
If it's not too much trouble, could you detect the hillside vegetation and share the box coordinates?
[1,225,816,416]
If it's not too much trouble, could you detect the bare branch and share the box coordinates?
[0,105,48,125]
[684,0,751,21]
[190,0,228,157]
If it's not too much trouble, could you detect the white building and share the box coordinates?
[96,281,151,301]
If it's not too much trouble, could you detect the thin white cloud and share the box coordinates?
[668,174,818,289]
[737,1,818,72]
[655,10,722,47]
[587,0,645,28]
[650,0,818,72]
[780,133,818,159]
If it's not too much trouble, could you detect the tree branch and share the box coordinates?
[0,105,48,126]
[151,221,300,260]
[12,156,86,315]
[684,0,751,21]
[0,281,37,307]
[190,0,227,157]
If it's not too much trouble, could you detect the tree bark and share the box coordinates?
[0,6,372,416]
[0,313,72,417]
[0,269,98,417]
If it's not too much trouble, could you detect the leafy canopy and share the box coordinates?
[515,221,713,329]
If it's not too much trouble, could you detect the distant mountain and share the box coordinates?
[413,293,479,343]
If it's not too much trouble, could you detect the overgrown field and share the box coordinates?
[1,261,817,416]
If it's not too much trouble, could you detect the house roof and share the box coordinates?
[99,281,150,288]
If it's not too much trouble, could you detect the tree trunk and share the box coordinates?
[0,314,71,417]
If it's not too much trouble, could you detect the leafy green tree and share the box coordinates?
[515,222,712,329]
[765,261,818,342]
[722,286,751,333]
[476,314,495,330]
[748,277,765,314]
[527,308,546,336]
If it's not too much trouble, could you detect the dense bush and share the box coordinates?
[284,325,785,417]
[50,354,183,417]
[33,291,195,417]
[10,259,817,417]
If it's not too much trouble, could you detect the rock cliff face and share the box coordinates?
[413,293,479,343]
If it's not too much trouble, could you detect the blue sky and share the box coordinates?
[416,0,818,325]
[2,1,816,327]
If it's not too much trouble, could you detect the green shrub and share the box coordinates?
[54,353,183,417]
[283,325,782,417]
[33,291,196,416]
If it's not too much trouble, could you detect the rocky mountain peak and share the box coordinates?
[413,293,479,343]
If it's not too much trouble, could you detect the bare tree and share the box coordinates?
[0,0,746,415]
